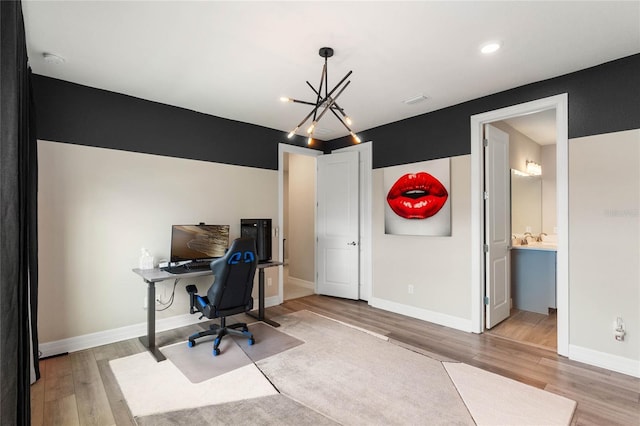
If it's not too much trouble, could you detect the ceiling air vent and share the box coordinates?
[402,94,428,105]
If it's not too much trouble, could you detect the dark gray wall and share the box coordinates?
[33,54,639,170]
[331,54,640,168]
[32,76,322,170]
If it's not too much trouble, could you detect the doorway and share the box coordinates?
[485,111,558,350]
[282,151,318,301]
[278,145,322,302]
[470,94,569,356]
[277,142,372,304]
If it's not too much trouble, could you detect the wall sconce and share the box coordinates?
[526,161,542,176]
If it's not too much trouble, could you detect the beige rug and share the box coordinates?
[444,362,576,425]
[109,351,277,417]
[111,310,576,425]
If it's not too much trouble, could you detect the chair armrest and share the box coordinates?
[186,285,198,314]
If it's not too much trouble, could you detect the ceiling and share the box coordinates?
[502,109,557,146]
[22,1,640,142]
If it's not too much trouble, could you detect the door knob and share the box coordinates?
[347,241,357,246]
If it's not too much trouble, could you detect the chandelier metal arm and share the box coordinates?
[329,105,355,134]
[306,81,348,120]
[312,80,350,127]
[312,63,327,122]
[291,104,322,134]
[290,99,318,107]
[297,70,352,135]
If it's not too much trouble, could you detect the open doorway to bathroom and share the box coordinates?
[485,109,558,351]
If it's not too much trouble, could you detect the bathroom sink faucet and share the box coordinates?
[537,232,547,242]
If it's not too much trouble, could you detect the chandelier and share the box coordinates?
[281,47,360,145]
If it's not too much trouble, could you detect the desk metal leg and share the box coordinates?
[139,280,166,362]
[247,268,280,327]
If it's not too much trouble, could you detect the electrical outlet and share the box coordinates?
[267,277,272,287]
[614,317,625,341]
[408,284,414,294]
[525,226,532,232]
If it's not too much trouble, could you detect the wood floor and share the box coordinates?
[486,308,558,350]
[31,295,640,425]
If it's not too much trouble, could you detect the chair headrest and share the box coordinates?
[224,237,257,265]
[228,250,255,265]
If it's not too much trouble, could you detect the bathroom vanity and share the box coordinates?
[511,243,557,315]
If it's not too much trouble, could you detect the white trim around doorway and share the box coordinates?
[470,94,569,356]
[278,143,323,305]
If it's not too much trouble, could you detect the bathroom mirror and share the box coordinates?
[511,170,542,235]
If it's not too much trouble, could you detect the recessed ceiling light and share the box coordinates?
[480,42,501,54]
[42,52,65,65]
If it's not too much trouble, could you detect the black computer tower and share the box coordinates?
[240,219,272,263]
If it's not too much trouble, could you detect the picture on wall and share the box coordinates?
[384,158,451,236]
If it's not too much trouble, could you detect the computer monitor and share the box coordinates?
[169,224,230,262]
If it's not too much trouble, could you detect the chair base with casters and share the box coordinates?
[186,284,255,356]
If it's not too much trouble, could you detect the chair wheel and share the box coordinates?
[248,337,255,346]
[213,348,220,356]
[187,340,195,348]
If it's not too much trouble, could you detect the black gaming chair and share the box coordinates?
[185,237,258,356]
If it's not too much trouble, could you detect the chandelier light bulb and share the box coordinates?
[350,132,361,143]
[345,116,352,125]
[307,137,313,146]
[280,97,292,102]
[287,127,298,138]
[307,122,316,134]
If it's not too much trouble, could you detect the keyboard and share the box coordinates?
[162,262,211,274]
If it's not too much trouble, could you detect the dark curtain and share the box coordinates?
[1,0,40,424]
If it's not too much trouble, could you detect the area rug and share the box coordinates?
[108,322,302,416]
[444,362,576,425]
[134,394,339,426]
[109,351,277,417]
[111,310,577,425]
[256,310,475,425]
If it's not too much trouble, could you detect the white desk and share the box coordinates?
[132,261,282,362]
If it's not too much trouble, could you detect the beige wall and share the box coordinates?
[286,153,316,283]
[37,141,278,343]
[569,129,639,362]
[371,155,472,322]
[493,121,541,173]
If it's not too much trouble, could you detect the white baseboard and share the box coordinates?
[264,295,280,308]
[39,296,280,358]
[38,312,207,358]
[287,276,314,289]
[369,297,474,333]
[569,344,640,378]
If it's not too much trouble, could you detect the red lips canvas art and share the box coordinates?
[384,158,451,236]
[386,172,448,219]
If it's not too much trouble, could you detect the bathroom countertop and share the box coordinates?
[511,242,557,252]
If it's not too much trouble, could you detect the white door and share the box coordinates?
[485,124,511,328]
[334,143,372,301]
[316,151,359,299]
